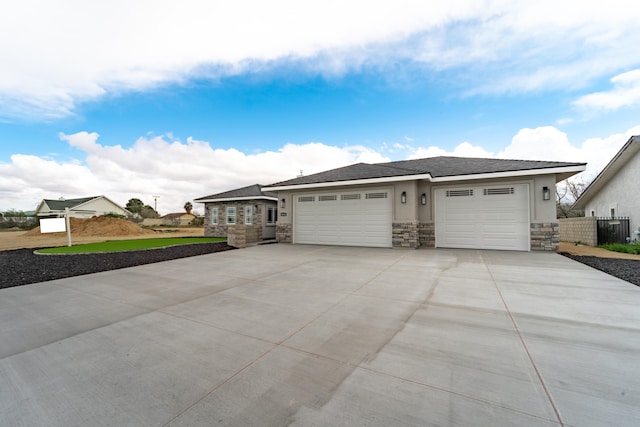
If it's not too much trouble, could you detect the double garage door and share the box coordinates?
[293,184,530,251]
[294,189,392,247]
[435,184,530,251]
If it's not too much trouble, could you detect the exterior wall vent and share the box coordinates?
[366,192,388,199]
[341,194,361,200]
[483,187,515,195]
[446,189,473,197]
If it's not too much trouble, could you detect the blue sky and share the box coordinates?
[2,1,640,213]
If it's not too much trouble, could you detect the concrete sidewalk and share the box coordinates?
[1,245,639,426]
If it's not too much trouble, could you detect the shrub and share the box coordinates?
[102,212,128,220]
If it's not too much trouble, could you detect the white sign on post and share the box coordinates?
[40,218,66,233]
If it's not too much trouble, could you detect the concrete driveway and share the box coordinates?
[1,245,639,426]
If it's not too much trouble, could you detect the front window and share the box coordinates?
[226,206,236,224]
[211,207,218,225]
[244,206,252,225]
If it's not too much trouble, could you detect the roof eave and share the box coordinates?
[431,165,586,183]
[195,196,278,203]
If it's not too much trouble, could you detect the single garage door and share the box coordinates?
[294,189,392,247]
[435,184,530,251]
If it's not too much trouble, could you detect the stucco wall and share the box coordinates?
[273,174,561,249]
[83,198,129,216]
[585,152,640,232]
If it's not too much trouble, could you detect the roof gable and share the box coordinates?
[573,135,640,209]
[194,184,278,202]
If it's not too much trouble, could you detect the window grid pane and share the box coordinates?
[211,207,218,225]
[226,207,236,224]
[245,206,252,225]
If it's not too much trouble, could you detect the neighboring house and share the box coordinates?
[573,135,640,234]
[194,184,278,241]
[159,212,197,226]
[264,156,585,251]
[35,195,130,219]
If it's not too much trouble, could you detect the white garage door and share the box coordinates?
[435,184,530,251]
[294,189,392,247]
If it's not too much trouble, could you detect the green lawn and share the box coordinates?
[37,237,226,254]
[598,242,640,255]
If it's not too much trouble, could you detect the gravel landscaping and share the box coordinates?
[560,253,640,287]
[0,242,233,289]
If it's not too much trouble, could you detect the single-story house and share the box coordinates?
[35,195,130,219]
[158,212,198,226]
[263,156,586,251]
[573,135,640,235]
[194,184,278,242]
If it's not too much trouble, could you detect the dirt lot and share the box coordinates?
[0,227,205,251]
[557,241,640,260]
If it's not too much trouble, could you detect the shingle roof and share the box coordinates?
[194,184,277,201]
[43,196,99,211]
[268,156,586,187]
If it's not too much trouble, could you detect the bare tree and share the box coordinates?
[556,176,592,218]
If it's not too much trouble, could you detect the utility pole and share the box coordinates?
[152,195,160,212]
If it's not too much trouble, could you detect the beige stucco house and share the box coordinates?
[35,195,130,219]
[264,156,585,251]
[194,184,278,242]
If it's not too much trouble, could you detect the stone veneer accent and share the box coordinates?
[418,222,435,248]
[530,222,559,251]
[276,223,292,243]
[227,225,247,248]
[392,222,419,249]
[204,201,268,243]
[558,217,597,246]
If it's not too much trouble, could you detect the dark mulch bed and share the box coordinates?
[0,242,234,289]
[560,253,640,287]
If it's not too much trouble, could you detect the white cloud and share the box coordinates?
[2,1,640,119]
[573,69,640,111]
[407,141,494,159]
[498,125,640,180]
[0,132,390,214]
[498,127,583,162]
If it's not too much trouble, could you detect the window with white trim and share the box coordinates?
[267,206,277,225]
[244,206,252,225]
[211,207,218,225]
[226,206,236,224]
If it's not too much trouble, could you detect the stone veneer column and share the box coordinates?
[392,222,419,249]
[418,222,435,248]
[530,222,559,251]
[227,225,247,248]
[276,224,292,243]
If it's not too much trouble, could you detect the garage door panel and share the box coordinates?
[436,184,530,251]
[294,189,392,247]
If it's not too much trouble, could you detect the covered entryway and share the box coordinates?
[435,183,530,251]
[294,189,392,247]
